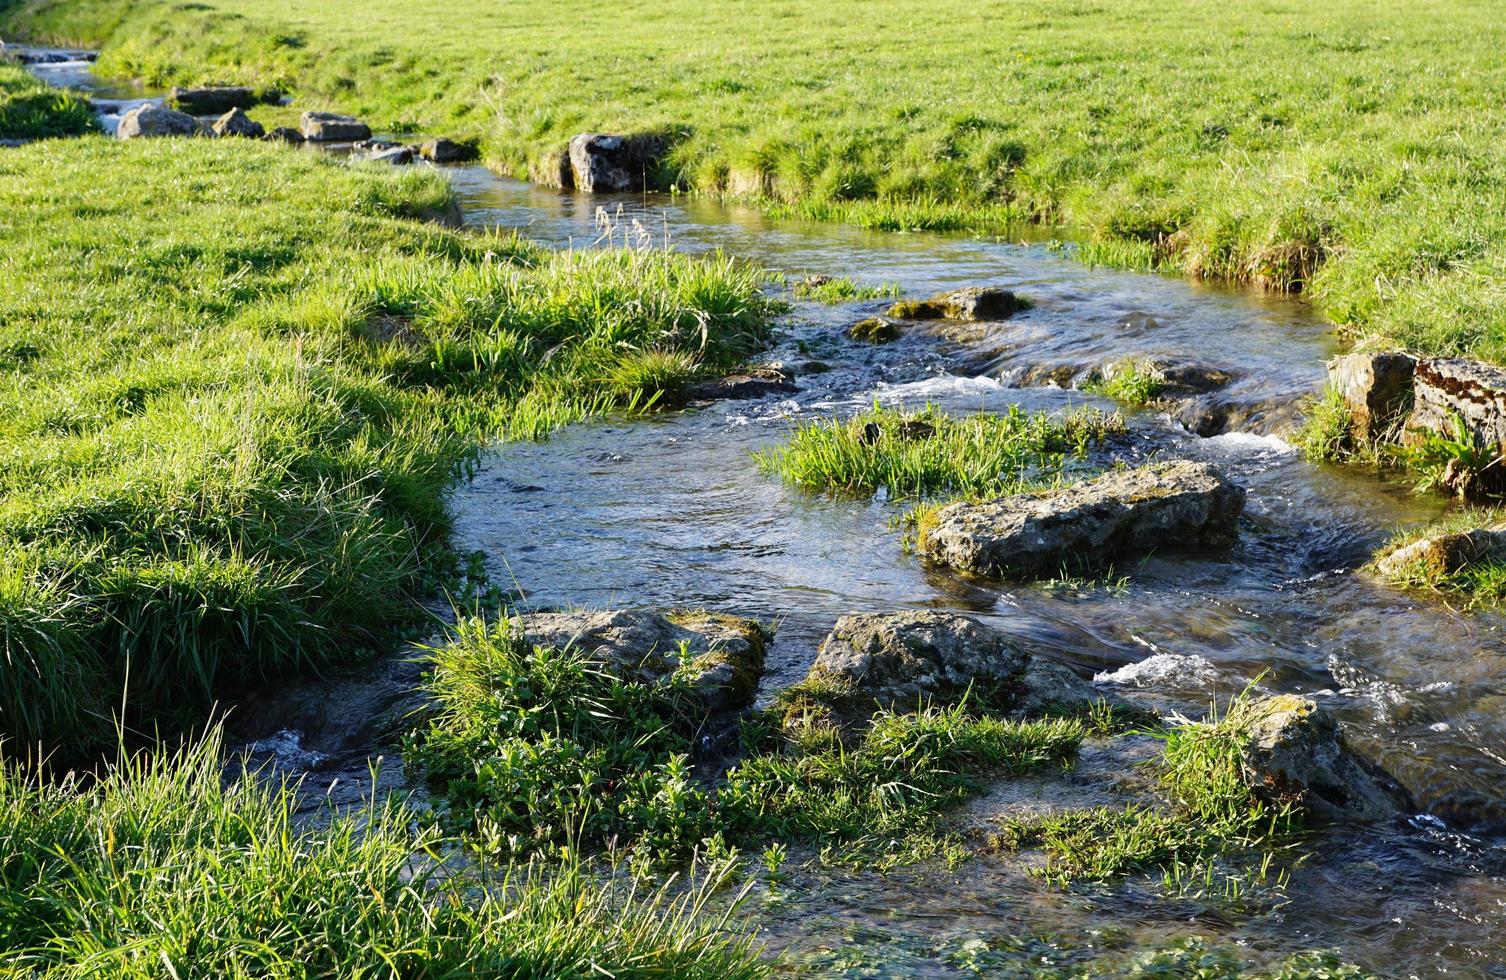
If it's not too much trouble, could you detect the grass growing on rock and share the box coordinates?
[0,60,96,139]
[1370,508,1506,610]
[787,275,900,305]
[753,403,1124,500]
[997,690,1302,895]
[0,726,767,977]
[407,613,1085,870]
[0,137,774,754]
[17,0,1506,362]
[1080,362,1167,407]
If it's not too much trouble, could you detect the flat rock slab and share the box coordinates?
[809,610,1029,706]
[681,369,796,402]
[512,609,766,714]
[300,111,371,142]
[170,86,257,115]
[918,460,1245,579]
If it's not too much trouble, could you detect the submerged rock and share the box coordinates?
[115,103,198,139]
[807,611,1030,706]
[681,367,796,402]
[513,609,767,714]
[918,460,1245,579]
[1328,351,1416,444]
[300,111,371,142]
[212,107,264,139]
[888,286,1025,321]
[169,85,257,115]
[847,316,901,343]
[419,137,478,163]
[1374,526,1506,579]
[1240,694,1407,821]
[566,132,665,192]
[1407,357,1506,453]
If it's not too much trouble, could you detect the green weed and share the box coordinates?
[788,275,901,304]
[0,62,97,139]
[1081,362,1166,407]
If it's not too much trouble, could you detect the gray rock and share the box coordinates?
[212,107,264,139]
[265,126,304,144]
[116,103,198,139]
[368,144,415,165]
[1374,526,1506,580]
[299,111,371,143]
[169,86,256,115]
[419,137,477,163]
[567,132,665,192]
[1328,351,1415,443]
[1406,357,1506,455]
[918,460,1245,579]
[889,286,1025,321]
[1239,694,1407,822]
[513,609,767,714]
[808,611,1029,706]
[1099,356,1233,395]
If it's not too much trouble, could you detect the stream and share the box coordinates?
[16,49,1506,976]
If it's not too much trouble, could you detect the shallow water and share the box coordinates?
[27,51,1506,976]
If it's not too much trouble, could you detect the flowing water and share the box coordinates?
[19,51,1506,976]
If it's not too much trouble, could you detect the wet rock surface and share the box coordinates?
[116,103,197,139]
[847,316,901,343]
[169,85,257,115]
[889,285,1026,321]
[420,137,477,163]
[807,610,1030,706]
[566,132,665,192]
[1328,351,1416,443]
[1012,658,1141,719]
[513,608,767,714]
[1407,357,1506,452]
[300,111,371,142]
[265,126,303,144]
[1241,694,1409,822]
[918,460,1246,579]
[681,367,796,402]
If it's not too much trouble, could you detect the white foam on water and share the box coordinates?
[1199,430,1297,457]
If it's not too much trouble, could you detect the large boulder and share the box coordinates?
[1406,357,1506,453]
[116,103,198,139]
[1374,526,1506,580]
[918,460,1245,579]
[512,609,767,714]
[212,107,264,139]
[807,611,1029,706]
[1239,694,1407,821]
[169,86,257,115]
[888,286,1025,321]
[419,137,478,163]
[300,111,371,142]
[567,132,665,192]
[1328,351,1416,443]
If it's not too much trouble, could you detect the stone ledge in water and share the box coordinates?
[917,460,1245,579]
[1328,351,1416,444]
[1373,526,1506,580]
[212,107,264,139]
[1241,694,1409,822]
[807,611,1030,707]
[566,132,665,193]
[512,608,768,714]
[300,111,372,143]
[169,85,259,115]
[116,103,198,140]
[888,286,1026,321]
[680,367,796,403]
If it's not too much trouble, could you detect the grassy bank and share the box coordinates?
[0,727,766,977]
[8,0,1506,360]
[0,60,95,138]
[0,136,773,754]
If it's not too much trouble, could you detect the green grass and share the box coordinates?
[1371,508,1506,609]
[0,137,774,754]
[785,275,900,305]
[0,726,768,978]
[754,402,1123,500]
[0,60,97,139]
[407,612,1084,870]
[13,0,1506,361]
[1080,362,1167,407]
[997,689,1303,895]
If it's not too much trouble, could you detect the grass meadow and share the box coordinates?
[8,0,1506,360]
